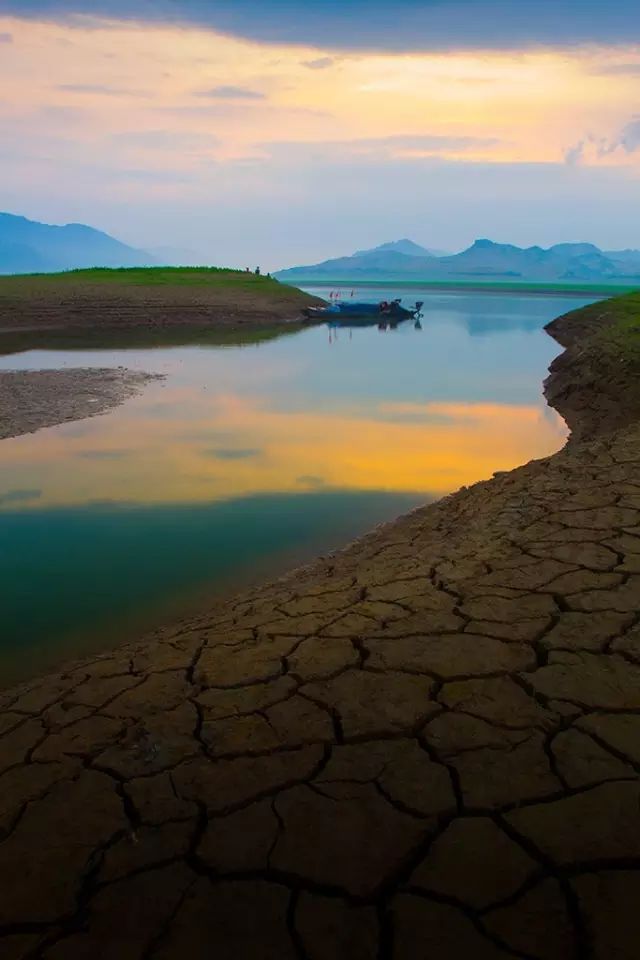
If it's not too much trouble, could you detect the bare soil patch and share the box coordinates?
[0,367,162,440]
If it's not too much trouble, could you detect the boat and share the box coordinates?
[302,298,424,325]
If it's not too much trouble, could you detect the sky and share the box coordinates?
[0,1,639,268]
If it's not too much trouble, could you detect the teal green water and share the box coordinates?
[1,492,422,683]
[0,288,600,685]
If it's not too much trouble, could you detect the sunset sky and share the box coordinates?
[1,1,639,268]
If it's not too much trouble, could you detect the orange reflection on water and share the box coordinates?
[0,383,568,508]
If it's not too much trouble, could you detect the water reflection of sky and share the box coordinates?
[0,290,600,682]
[0,292,593,510]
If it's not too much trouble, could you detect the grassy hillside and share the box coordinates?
[566,290,640,370]
[0,267,319,331]
[545,289,640,441]
[550,289,640,349]
[0,266,307,295]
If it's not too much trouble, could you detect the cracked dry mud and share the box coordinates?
[2,299,640,959]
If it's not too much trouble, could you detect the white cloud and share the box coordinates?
[302,57,334,70]
[566,117,640,165]
[195,85,266,101]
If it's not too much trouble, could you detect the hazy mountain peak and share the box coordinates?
[549,242,601,256]
[276,235,640,282]
[467,238,521,252]
[0,211,155,274]
[353,239,436,258]
[605,248,640,263]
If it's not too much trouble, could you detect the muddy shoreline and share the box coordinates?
[0,274,319,333]
[0,277,317,438]
[1,293,640,958]
[0,367,163,441]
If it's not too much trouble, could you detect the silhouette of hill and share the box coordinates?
[0,212,155,274]
[276,238,640,283]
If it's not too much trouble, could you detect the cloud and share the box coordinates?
[355,134,501,151]
[57,82,142,95]
[593,62,640,76]
[615,118,640,153]
[566,117,640,164]
[564,140,585,166]
[152,103,331,123]
[0,32,13,43]
[195,85,266,101]
[264,133,502,162]
[5,1,639,51]
[111,129,220,150]
[302,57,334,70]
[202,447,262,460]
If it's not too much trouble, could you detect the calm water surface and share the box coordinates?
[0,288,600,684]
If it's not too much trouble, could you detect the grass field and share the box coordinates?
[0,266,307,295]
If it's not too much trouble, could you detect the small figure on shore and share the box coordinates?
[255,266,261,276]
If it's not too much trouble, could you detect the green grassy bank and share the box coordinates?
[565,289,640,357]
[0,267,319,332]
[0,266,301,295]
[545,289,640,441]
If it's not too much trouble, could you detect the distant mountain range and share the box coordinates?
[3,216,639,286]
[276,238,640,284]
[0,212,155,274]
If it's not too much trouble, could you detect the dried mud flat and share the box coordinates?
[2,296,640,959]
[0,368,162,441]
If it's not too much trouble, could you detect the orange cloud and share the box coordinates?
[0,14,638,171]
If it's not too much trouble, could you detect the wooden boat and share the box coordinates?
[302,298,423,324]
